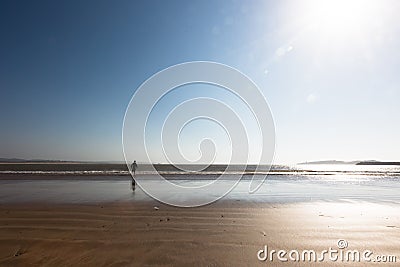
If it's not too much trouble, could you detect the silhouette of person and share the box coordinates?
[131,160,138,175]
[131,160,137,191]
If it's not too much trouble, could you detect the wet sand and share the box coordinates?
[0,201,399,266]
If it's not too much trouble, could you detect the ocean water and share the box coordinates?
[0,164,399,204]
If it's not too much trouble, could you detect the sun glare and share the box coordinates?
[303,0,383,37]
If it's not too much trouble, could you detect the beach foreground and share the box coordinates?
[0,201,399,266]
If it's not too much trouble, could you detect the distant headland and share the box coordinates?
[356,161,400,166]
[299,160,400,166]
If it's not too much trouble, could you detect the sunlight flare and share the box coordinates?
[302,0,384,38]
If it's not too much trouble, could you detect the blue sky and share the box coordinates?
[1,0,399,164]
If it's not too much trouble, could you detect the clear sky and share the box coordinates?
[1,0,399,164]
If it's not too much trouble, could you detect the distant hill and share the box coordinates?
[299,160,400,166]
[356,161,400,166]
[0,158,28,163]
[0,158,124,164]
[0,158,80,163]
[298,160,360,165]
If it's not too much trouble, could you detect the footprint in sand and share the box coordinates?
[14,247,25,257]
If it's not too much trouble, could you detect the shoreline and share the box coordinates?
[1,178,400,205]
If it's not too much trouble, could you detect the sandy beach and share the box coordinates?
[0,200,399,266]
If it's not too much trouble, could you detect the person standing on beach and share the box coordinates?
[131,160,138,175]
[131,160,137,191]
